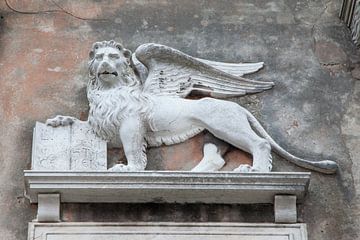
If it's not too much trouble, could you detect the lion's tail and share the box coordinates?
[245,110,338,174]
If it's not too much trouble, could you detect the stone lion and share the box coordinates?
[46,40,338,174]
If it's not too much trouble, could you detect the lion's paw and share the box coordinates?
[234,164,272,173]
[109,164,132,172]
[46,115,77,127]
[233,164,253,173]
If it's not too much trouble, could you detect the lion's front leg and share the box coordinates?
[109,116,147,172]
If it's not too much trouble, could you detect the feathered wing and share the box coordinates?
[133,43,274,98]
[195,58,264,77]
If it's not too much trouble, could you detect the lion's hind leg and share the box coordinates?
[233,138,272,173]
[202,125,272,173]
[195,98,272,173]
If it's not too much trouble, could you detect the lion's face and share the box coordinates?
[89,41,132,88]
[93,47,128,85]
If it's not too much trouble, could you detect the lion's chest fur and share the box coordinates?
[88,87,153,141]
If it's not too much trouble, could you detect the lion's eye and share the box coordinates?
[95,54,103,60]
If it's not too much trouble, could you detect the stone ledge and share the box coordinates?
[24,171,310,204]
[28,222,308,240]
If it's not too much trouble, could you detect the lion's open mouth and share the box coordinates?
[98,71,118,77]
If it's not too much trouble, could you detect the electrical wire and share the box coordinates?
[4,0,107,21]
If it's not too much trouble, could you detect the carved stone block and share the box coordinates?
[37,194,60,222]
[32,121,107,170]
[28,222,308,240]
[274,195,297,223]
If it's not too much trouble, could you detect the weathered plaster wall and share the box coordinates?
[0,1,359,240]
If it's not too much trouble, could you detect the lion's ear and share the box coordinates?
[123,49,132,59]
[89,50,95,60]
[89,42,101,60]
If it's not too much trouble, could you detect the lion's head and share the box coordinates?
[88,40,136,89]
[87,41,151,141]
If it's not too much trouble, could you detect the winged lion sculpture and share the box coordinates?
[46,40,338,174]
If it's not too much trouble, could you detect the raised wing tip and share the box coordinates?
[253,80,274,88]
[252,81,274,92]
[265,82,275,89]
[255,85,273,91]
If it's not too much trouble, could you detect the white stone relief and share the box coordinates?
[352,1,360,46]
[45,40,338,174]
[32,122,71,170]
[32,121,106,170]
[340,0,360,46]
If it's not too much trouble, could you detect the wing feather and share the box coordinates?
[195,58,264,76]
[134,43,274,98]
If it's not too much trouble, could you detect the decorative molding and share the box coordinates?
[28,222,308,240]
[24,171,310,204]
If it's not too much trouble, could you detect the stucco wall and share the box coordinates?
[0,1,359,240]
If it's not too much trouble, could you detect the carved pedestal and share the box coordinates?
[25,171,309,226]
[25,121,310,239]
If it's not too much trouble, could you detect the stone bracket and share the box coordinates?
[37,193,60,222]
[274,195,297,223]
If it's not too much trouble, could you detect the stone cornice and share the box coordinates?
[24,171,310,204]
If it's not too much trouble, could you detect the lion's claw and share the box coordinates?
[46,115,77,127]
[234,164,253,173]
[109,164,133,172]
